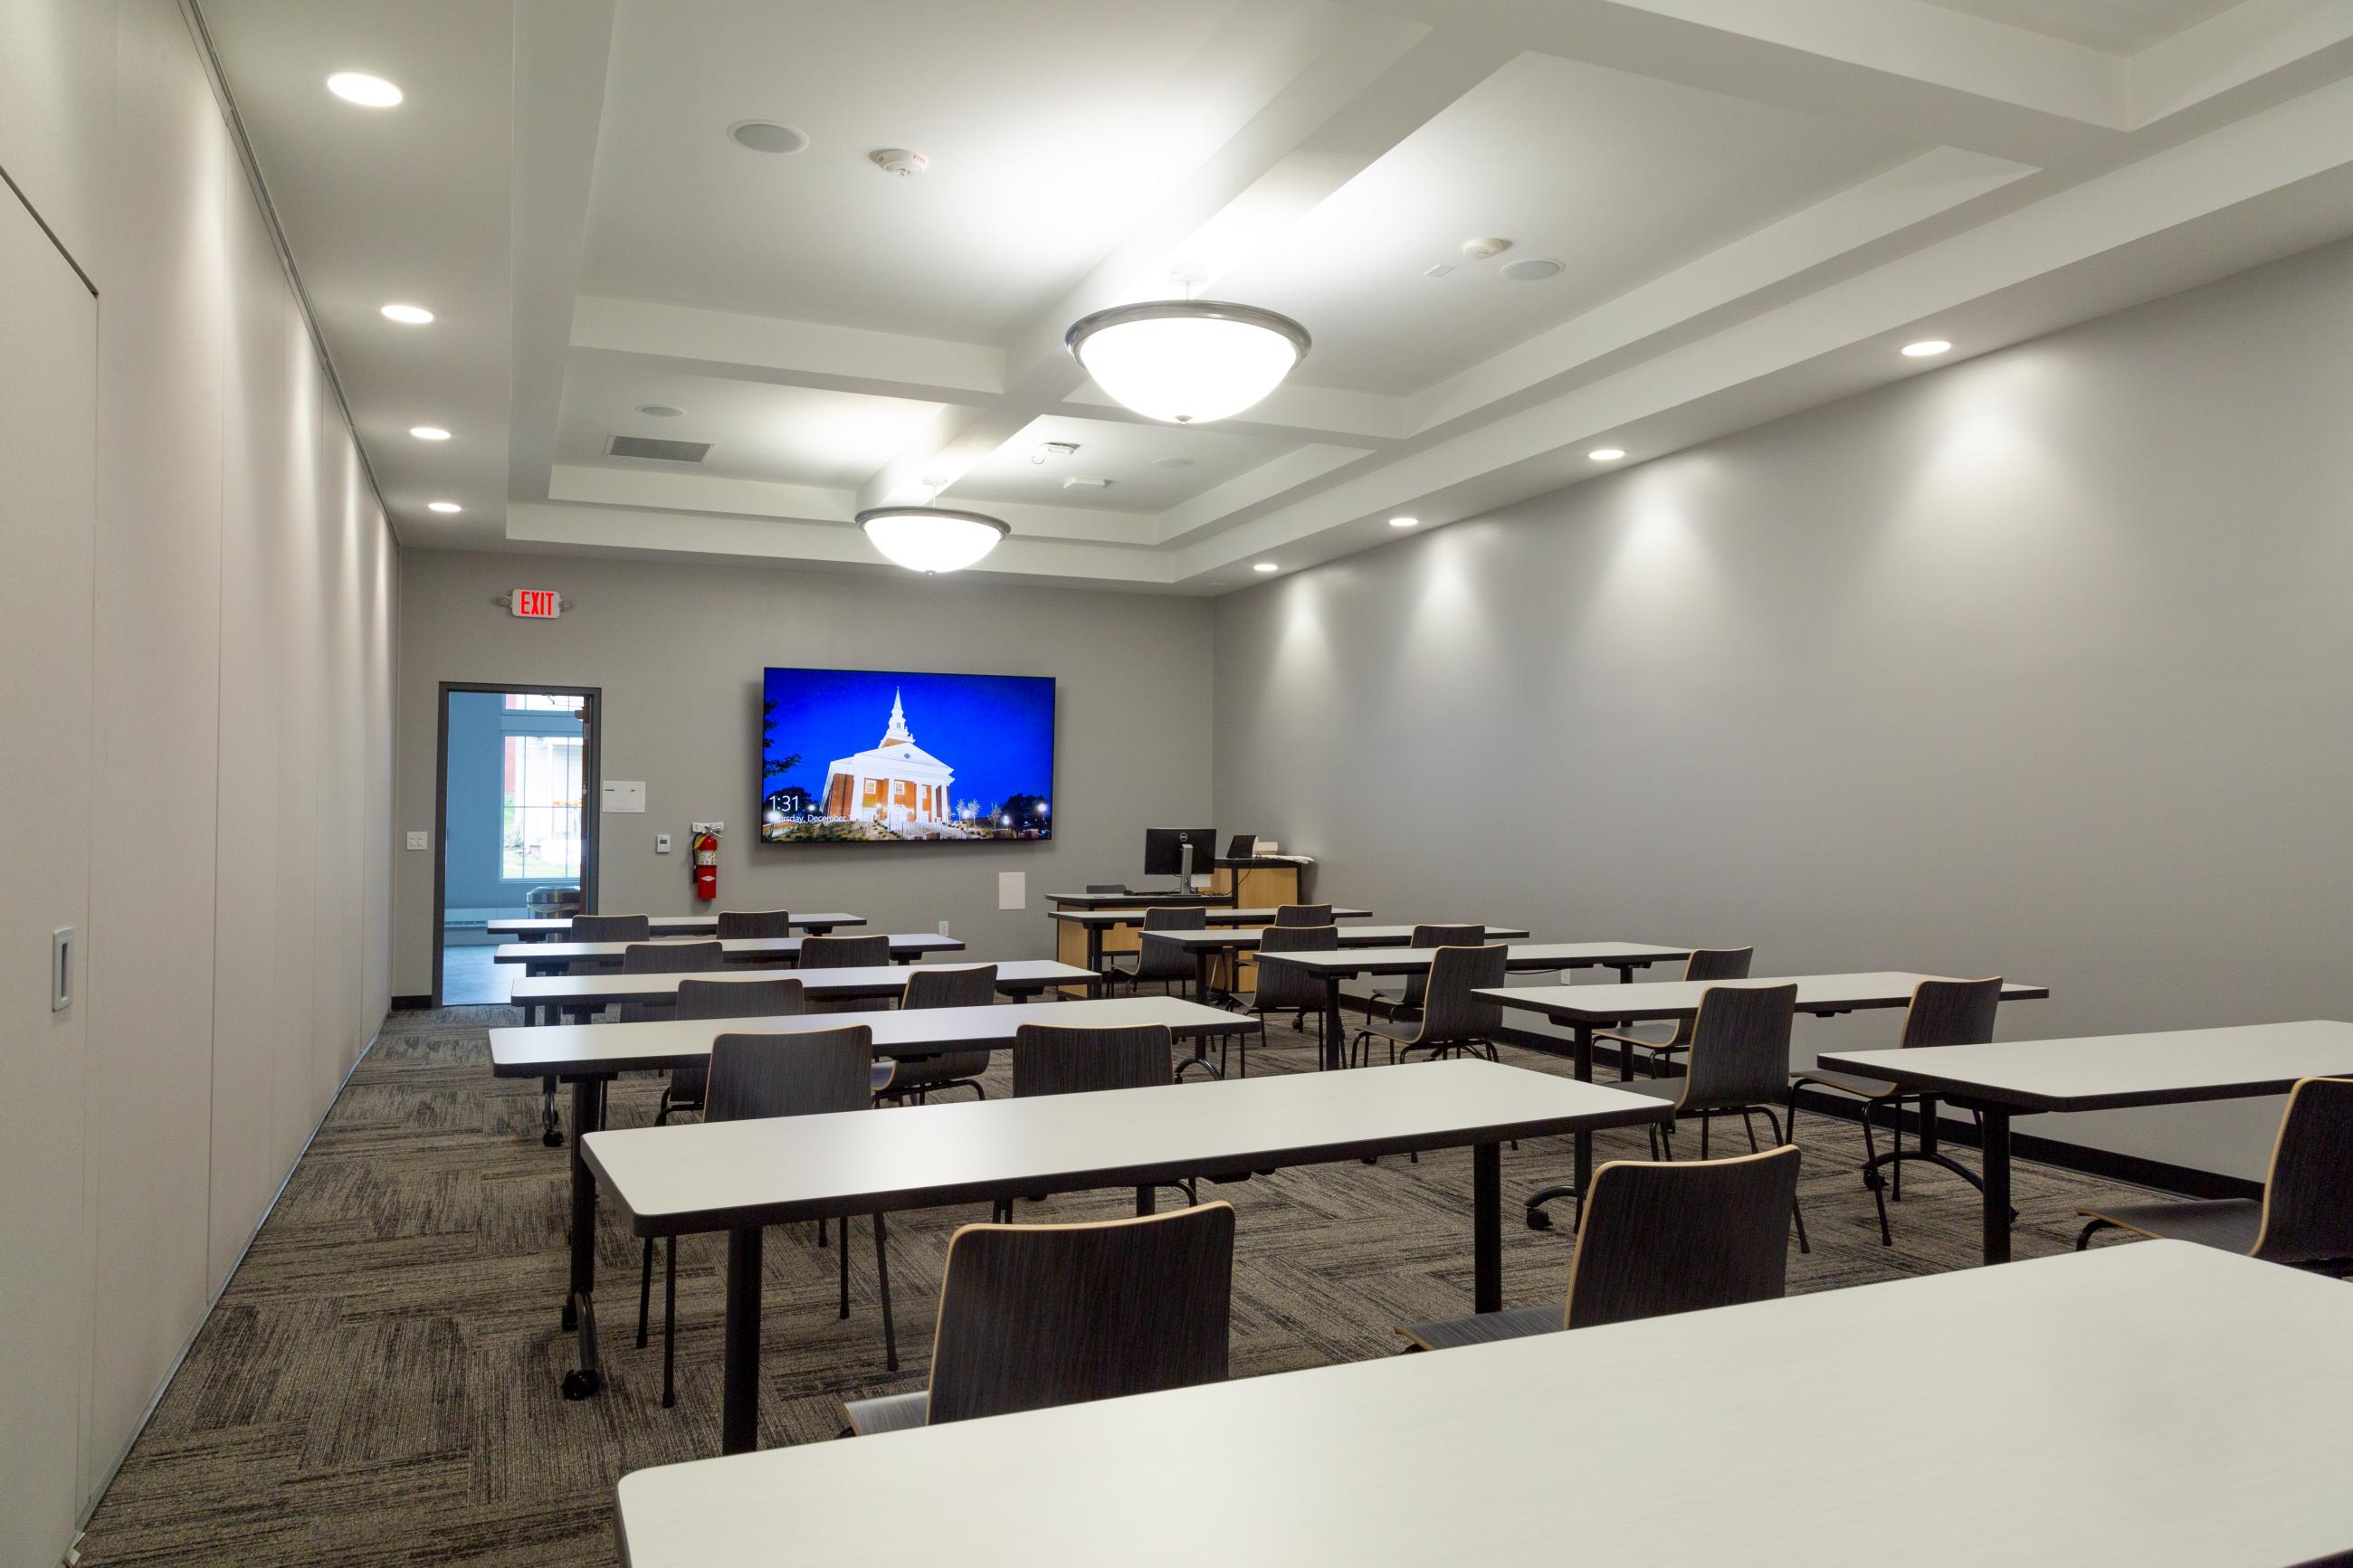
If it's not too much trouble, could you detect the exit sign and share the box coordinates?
[510,588,561,620]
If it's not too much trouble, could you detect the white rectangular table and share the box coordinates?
[505,957,1080,1026]
[1050,905,1373,973]
[488,994,1251,1403]
[487,912,862,941]
[583,1058,1672,1454]
[492,931,958,974]
[1820,1019,2353,1264]
[611,1241,2353,1566]
[1481,972,2050,1225]
[1145,924,1537,1012]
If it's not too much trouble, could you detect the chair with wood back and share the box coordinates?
[1358,922,1486,1034]
[618,939,723,1022]
[654,976,808,1123]
[1353,944,1508,1067]
[2077,1077,2353,1272]
[570,912,651,945]
[1273,903,1332,927]
[842,1202,1235,1437]
[1599,946,1755,1079]
[1226,924,1338,1076]
[1786,976,2004,1246]
[636,1025,891,1409]
[996,1023,1182,1221]
[715,908,795,939]
[795,932,890,969]
[875,965,1000,1105]
[1396,1145,1800,1351]
[1109,906,1207,997]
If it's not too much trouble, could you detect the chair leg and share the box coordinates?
[1741,1108,1762,1153]
[1755,1105,1810,1256]
[1858,1101,1892,1247]
[661,1238,678,1409]
[2076,1218,2116,1251]
[1700,1116,1710,1159]
[1890,1096,1904,1202]
[637,1236,655,1348]
[873,1213,897,1373]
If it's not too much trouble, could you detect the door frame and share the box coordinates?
[432,681,603,1006]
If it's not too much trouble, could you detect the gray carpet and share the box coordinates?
[79,1004,2161,1565]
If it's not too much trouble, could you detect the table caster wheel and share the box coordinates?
[542,1128,565,1148]
[560,1368,601,1401]
[1525,1207,1554,1231]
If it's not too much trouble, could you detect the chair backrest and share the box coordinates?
[1415,945,1509,1044]
[1133,906,1206,981]
[1655,947,1757,1047]
[925,1202,1234,1426]
[716,909,795,939]
[1253,924,1338,1010]
[1085,884,1127,895]
[1273,903,1332,928]
[705,1026,875,1123]
[902,964,998,1011]
[1900,976,2004,1050]
[1564,1145,1800,1331]
[1140,906,1207,932]
[1012,1023,1174,1098]
[1402,924,1488,1008]
[675,977,807,1022]
[2253,1077,2353,1263]
[796,933,891,970]
[571,913,651,943]
[623,940,723,974]
[1678,983,1797,1111]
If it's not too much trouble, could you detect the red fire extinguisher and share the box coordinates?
[691,830,719,901]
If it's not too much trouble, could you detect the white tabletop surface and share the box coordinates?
[492,932,959,965]
[488,994,1249,1077]
[1483,971,2049,1022]
[1265,940,1691,974]
[1821,1019,2353,1113]
[507,960,1092,1008]
[614,1240,2353,1567]
[1049,906,1372,926]
[581,1059,1668,1233]
[485,912,862,935]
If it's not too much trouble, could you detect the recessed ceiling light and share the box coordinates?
[728,120,809,155]
[379,303,433,325]
[427,500,462,514]
[636,404,684,418]
[1253,562,1279,573]
[1154,456,1195,470]
[327,72,402,108]
[409,425,451,442]
[1588,448,1626,462]
[1902,339,1953,357]
[1500,258,1564,282]
[1389,516,1419,528]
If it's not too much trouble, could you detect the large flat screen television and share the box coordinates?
[760,667,1055,844]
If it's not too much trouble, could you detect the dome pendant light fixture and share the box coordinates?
[856,507,1011,575]
[1064,299,1310,424]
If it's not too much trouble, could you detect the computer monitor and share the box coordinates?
[1143,826,1215,884]
[1224,832,1257,860]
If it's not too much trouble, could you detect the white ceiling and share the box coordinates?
[199,0,2353,593]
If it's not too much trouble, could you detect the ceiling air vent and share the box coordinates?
[606,434,710,462]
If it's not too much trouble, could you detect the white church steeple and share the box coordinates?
[881,689,913,746]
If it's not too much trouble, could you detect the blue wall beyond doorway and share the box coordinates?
[443,690,584,925]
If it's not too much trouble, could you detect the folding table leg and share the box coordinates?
[1978,1107,2014,1266]
[720,1226,764,1454]
[560,1075,605,1399]
[1472,1142,1501,1313]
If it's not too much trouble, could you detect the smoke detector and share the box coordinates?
[1500,257,1564,282]
[869,147,929,177]
[1032,441,1081,465]
[1460,236,1514,261]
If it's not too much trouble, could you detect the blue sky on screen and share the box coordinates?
[763,667,1055,807]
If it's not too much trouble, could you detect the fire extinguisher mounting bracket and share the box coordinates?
[691,821,725,835]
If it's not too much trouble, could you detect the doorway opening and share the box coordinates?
[433,683,601,1006]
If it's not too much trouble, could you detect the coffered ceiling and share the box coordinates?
[199,0,2353,592]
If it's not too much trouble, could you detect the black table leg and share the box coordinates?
[1196,949,1215,1005]
[1522,1022,1597,1231]
[1087,924,1104,976]
[1980,1108,2012,1266]
[1473,1141,1501,1313]
[1321,975,1346,1069]
[720,1225,763,1454]
[560,1074,605,1399]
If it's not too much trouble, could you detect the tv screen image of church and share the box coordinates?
[760,668,1056,843]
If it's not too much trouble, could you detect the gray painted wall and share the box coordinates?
[1214,236,2353,1183]
[394,551,1217,997]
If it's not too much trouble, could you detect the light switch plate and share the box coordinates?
[656,834,672,853]
[405,831,428,851]
[997,871,1025,911]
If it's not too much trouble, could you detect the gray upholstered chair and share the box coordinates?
[618,939,723,1022]
[1618,982,1808,1252]
[1600,946,1756,1079]
[636,1025,892,1409]
[1108,906,1206,996]
[2077,1077,2353,1271]
[1359,922,1485,1029]
[1786,976,2004,1246]
[653,975,808,1124]
[1272,903,1331,927]
[995,1022,1182,1221]
[715,908,794,939]
[1396,1145,1800,1352]
[1353,944,1507,1067]
[841,1202,1235,1437]
[1224,923,1338,1076]
[875,965,1000,1105]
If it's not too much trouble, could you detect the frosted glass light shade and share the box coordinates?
[857,508,1010,574]
[1065,301,1310,425]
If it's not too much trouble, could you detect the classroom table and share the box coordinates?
[610,1240,2353,1566]
[1145,924,1534,1012]
[488,994,1248,1402]
[1262,941,1697,1073]
[1481,972,2050,1230]
[1044,890,1234,910]
[581,1058,1672,1454]
[1819,1019,2353,1265]
[507,959,1086,1025]
[1050,905,1373,977]
[487,912,863,941]
[491,931,966,978]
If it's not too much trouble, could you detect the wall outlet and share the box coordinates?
[405,831,428,851]
[937,920,951,936]
[656,834,672,853]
